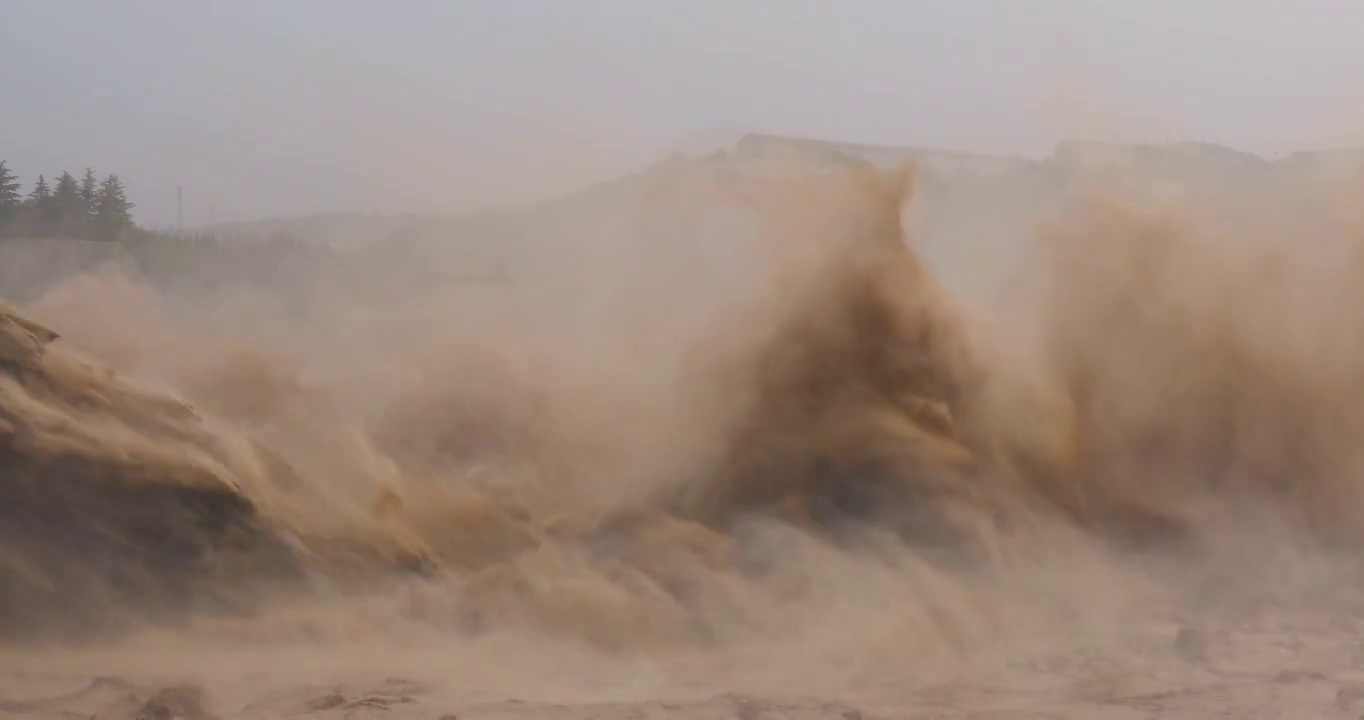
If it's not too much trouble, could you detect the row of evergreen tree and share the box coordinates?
[0,161,137,241]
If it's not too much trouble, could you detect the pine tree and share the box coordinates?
[0,161,21,236]
[25,174,53,236]
[51,172,83,237]
[52,172,79,210]
[94,173,135,240]
[79,168,98,218]
[0,161,20,209]
[29,175,51,202]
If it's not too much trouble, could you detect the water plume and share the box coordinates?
[6,152,1364,711]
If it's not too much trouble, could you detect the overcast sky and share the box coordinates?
[4,0,1364,227]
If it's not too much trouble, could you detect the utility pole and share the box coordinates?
[176,185,183,232]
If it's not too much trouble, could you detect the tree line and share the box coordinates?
[0,161,137,241]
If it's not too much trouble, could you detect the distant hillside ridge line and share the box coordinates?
[180,135,1364,239]
[734,133,1364,167]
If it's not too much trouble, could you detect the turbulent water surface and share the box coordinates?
[5,151,1364,718]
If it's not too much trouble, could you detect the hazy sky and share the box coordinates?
[5,1,1364,227]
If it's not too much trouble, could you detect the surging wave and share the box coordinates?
[5,156,1364,676]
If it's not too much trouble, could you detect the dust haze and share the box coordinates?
[6,138,1364,719]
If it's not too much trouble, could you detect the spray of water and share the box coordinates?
[5,152,1364,709]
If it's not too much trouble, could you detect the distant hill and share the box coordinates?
[0,237,140,301]
[9,134,1358,312]
[193,212,448,248]
[178,135,1364,249]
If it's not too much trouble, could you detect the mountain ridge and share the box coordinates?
[185,134,1364,243]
